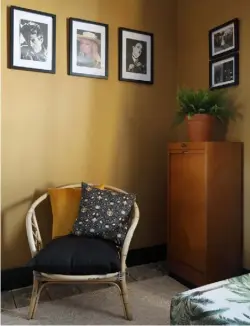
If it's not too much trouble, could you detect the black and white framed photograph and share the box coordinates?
[118,27,153,84]
[10,6,56,73]
[209,53,239,90]
[68,18,108,79]
[209,18,239,59]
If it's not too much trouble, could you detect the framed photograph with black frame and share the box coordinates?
[209,18,239,59]
[9,6,56,74]
[118,27,153,84]
[209,53,239,90]
[68,18,108,79]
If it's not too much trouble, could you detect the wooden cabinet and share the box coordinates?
[167,142,243,286]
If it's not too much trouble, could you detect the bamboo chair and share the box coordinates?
[26,183,140,320]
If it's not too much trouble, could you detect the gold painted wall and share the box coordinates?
[1,0,177,268]
[177,0,250,268]
[3,0,249,271]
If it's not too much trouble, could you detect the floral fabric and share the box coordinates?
[170,273,250,325]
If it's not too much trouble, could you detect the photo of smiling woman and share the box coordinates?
[68,18,108,78]
[76,30,101,69]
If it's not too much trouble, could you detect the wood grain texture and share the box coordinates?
[168,150,206,273]
[167,142,243,286]
[206,142,243,283]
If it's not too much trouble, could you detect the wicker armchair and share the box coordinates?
[26,183,140,320]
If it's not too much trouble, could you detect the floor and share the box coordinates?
[1,261,188,325]
[1,261,169,311]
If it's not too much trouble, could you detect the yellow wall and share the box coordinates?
[1,0,177,269]
[177,0,250,268]
[2,0,250,271]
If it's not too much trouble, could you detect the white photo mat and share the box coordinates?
[122,31,152,82]
[209,18,239,59]
[10,6,55,72]
[119,28,153,84]
[209,53,239,90]
[212,56,235,87]
[69,19,108,78]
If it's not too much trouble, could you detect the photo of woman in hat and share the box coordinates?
[76,30,101,69]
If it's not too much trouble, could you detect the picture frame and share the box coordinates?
[118,27,154,84]
[68,18,108,79]
[209,18,239,59]
[10,6,56,74]
[209,53,239,90]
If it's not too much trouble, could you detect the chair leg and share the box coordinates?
[27,277,44,320]
[119,276,133,320]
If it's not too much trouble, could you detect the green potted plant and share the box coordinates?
[174,88,236,141]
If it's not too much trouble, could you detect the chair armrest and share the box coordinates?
[26,209,44,257]
[26,192,50,257]
[121,202,140,272]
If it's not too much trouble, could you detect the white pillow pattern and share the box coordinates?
[72,183,136,246]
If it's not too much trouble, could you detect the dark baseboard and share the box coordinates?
[170,269,250,290]
[1,244,167,292]
[1,266,33,292]
[168,272,195,289]
[242,268,250,274]
[126,244,167,267]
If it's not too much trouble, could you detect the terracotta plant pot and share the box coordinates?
[185,114,215,141]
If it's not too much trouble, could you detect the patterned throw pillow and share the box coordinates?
[72,183,136,246]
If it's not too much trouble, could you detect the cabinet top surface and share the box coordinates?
[168,141,243,151]
[168,141,243,144]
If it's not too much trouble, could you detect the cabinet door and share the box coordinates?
[168,150,206,272]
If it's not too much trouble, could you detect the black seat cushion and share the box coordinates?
[27,234,121,275]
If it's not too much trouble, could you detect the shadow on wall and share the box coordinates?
[93,1,178,249]
[58,0,178,249]
[214,90,244,141]
[1,186,53,268]
[1,197,32,268]
[2,0,178,269]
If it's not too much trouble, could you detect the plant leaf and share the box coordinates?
[174,87,240,126]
